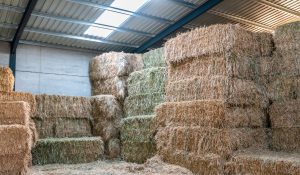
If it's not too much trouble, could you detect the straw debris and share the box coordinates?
[0,66,14,92]
[142,48,166,68]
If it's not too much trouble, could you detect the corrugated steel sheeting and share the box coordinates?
[0,0,299,53]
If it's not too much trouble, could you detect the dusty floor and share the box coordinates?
[30,156,193,175]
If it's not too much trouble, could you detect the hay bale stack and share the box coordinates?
[89,52,142,101]
[34,94,93,139]
[32,137,104,165]
[121,115,156,163]
[155,24,273,174]
[0,101,33,175]
[91,95,123,159]
[142,48,166,68]
[0,66,14,92]
[225,150,300,175]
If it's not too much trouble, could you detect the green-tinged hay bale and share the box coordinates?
[142,48,166,68]
[121,115,156,163]
[32,137,104,165]
[0,154,30,175]
[0,101,30,125]
[168,53,259,82]
[89,52,142,81]
[272,127,300,153]
[225,150,300,175]
[159,151,224,175]
[107,138,121,159]
[155,100,267,128]
[121,141,156,164]
[0,91,36,116]
[166,76,267,108]
[33,117,92,139]
[267,75,300,102]
[274,21,300,52]
[91,95,123,142]
[127,67,167,95]
[0,125,31,155]
[91,76,127,101]
[155,126,269,159]
[164,24,273,64]
[34,94,92,119]
[0,66,14,92]
[270,100,300,128]
[124,93,165,116]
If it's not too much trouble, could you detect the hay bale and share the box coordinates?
[124,93,165,116]
[156,126,269,159]
[127,67,167,95]
[142,48,166,68]
[155,100,267,128]
[34,94,92,119]
[91,95,123,142]
[164,24,273,64]
[0,91,36,115]
[0,66,14,92]
[32,137,104,165]
[89,52,140,80]
[0,101,30,125]
[267,75,300,102]
[270,100,300,128]
[91,76,127,101]
[107,138,121,159]
[121,115,156,163]
[0,154,31,175]
[166,76,267,107]
[274,21,300,52]
[272,127,300,153]
[225,150,300,175]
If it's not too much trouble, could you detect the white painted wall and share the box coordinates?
[0,42,97,97]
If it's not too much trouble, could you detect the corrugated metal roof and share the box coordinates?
[0,0,299,53]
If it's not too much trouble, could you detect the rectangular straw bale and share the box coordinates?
[159,151,224,175]
[225,150,300,175]
[121,115,156,163]
[124,92,165,116]
[272,127,300,153]
[0,153,30,175]
[91,95,123,142]
[91,76,127,101]
[155,100,267,128]
[166,76,267,107]
[274,21,300,52]
[0,125,30,155]
[0,66,14,92]
[127,67,167,95]
[270,100,300,128]
[168,53,258,82]
[142,48,166,68]
[0,101,30,125]
[155,126,269,159]
[0,91,36,115]
[34,94,92,119]
[32,137,104,165]
[164,24,272,64]
[89,52,139,80]
[267,75,300,102]
[33,117,92,139]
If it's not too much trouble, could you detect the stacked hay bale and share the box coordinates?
[0,66,14,92]
[155,24,273,174]
[0,101,33,174]
[121,48,167,163]
[267,21,300,153]
[89,52,143,102]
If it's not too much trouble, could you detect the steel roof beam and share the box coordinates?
[24,28,139,48]
[66,0,173,25]
[208,9,274,32]
[134,0,223,53]
[0,4,24,13]
[168,0,197,9]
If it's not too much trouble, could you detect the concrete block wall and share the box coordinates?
[0,42,97,97]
